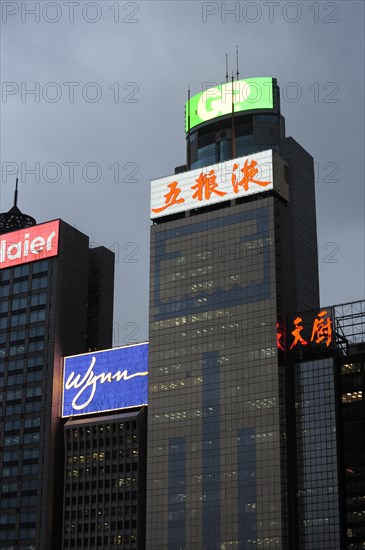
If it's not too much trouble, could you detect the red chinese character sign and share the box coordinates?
[276,323,285,351]
[151,150,273,219]
[310,310,332,347]
[289,317,308,350]
[277,309,333,352]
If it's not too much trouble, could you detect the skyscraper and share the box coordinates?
[146,77,322,549]
[60,343,149,550]
[332,301,365,549]
[0,208,114,550]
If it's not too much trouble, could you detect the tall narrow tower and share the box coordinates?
[0,209,114,549]
[146,77,320,549]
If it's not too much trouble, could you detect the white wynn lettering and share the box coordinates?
[65,356,148,411]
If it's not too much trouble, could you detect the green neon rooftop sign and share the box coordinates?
[185,77,274,132]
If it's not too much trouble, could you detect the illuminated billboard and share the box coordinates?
[0,220,60,270]
[277,309,334,352]
[62,343,148,417]
[185,77,274,131]
[151,149,273,219]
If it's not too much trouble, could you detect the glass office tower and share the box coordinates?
[0,215,114,550]
[146,78,320,549]
[334,301,365,550]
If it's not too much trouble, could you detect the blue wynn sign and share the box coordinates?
[62,343,148,417]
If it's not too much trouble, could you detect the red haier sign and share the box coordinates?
[0,220,60,270]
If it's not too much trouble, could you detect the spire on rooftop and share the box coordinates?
[0,178,37,235]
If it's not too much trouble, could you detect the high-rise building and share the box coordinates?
[274,300,365,549]
[333,301,365,549]
[146,77,323,549]
[62,408,147,550]
[284,306,341,549]
[0,206,114,550]
[2,77,363,550]
[61,343,149,550]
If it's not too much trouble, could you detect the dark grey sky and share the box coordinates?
[1,0,364,344]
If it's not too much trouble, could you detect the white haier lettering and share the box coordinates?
[0,230,57,266]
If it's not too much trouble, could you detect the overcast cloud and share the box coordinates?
[1,0,364,344]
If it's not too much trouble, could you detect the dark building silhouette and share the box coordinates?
[62,408,147,550]
[87,247,115,352]
[0,218,114,550]
[334,301,365,549]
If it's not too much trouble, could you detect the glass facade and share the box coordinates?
[295,358,340,549]
[0,260,49,549]
[339,356,365,549]
[147,198,288,549]
[0,220,114,550]
[189,112,283,171]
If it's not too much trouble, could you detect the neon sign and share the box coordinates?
[62,343,148,417]
[151,150,273,219]
[185,77,274,131]
[0,220,59,270]
[277,310,333,352]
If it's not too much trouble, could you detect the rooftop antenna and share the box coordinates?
[225,54,229,83]
[14,177,19,208]
[236,45,239,80]
[231,71,236,159]
[0,177,37,234]
[187,84,191,170]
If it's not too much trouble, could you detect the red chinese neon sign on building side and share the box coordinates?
[277,310,333,352]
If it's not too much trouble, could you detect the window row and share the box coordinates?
[0,260,48,282]
[0,277,48,297]
[0,309,46,329]
[64,491,138,505]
